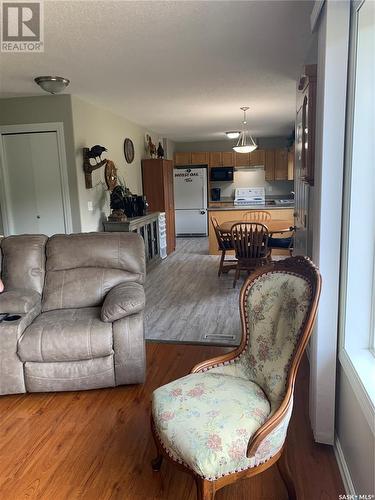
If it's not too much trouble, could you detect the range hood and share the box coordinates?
[234,165,265,171]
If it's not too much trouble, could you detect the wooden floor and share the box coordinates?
[145,238,241,346]
[0,343,344,500]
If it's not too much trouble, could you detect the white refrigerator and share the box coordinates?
[174,167,208,236]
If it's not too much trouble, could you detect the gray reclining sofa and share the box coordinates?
[0,232,146,395]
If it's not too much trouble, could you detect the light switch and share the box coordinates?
[88,201,93,212]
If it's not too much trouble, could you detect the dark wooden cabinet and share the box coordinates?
[142,159,176,255]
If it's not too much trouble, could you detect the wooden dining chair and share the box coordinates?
[268,226,296,258]
[242,210,271,222]
[211,217,236,276]
[230,222,270,287]
[151,257,321,500]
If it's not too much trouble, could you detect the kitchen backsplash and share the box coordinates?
[210,169,293,199]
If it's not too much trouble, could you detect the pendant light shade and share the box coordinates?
[232,107,258,153]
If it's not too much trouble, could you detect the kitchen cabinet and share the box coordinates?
[209,151,222,167]
[234,152,250,167]
[142,159,176,254]
[174,152,191,165]
[275,149,289,180]
[191,152,209,165]
[209,151,235,167]
[265,150,275,180]
[250,149,265,166]
[222,151,234,166]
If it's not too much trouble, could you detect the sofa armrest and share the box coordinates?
[0,289,41,314]
[101,282,145,323]
[0,302,41,395]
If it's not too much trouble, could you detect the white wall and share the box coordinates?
[71,96,161,232]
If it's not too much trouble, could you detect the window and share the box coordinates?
[339,0,375,410]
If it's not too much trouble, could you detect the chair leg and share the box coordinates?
[277,452,297,500]
[196,477,215,500]
[151,431,163,472]
[233,265,240,288]
[218,250,225,277]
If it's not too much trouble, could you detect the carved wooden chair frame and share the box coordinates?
[151,256,321,500]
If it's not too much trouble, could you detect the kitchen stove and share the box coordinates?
[234,187,265,206]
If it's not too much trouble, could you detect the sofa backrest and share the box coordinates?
[42,232,145,312]
[0,235,48,294]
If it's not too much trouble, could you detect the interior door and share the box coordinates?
[1,131,66,236]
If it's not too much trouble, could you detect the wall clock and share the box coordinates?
[105,160,118,191]
[124,138,135,164]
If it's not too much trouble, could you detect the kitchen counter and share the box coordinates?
[208,203,294,211]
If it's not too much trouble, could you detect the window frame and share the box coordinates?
[338,0,375,434]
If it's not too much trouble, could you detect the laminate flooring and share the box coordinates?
[145,238,241,346]
[0,343,345,499]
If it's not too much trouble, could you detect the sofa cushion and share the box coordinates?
[42,232,145,311]
[101,282,145,322]
[152,372,271,479]
[1,235,48,294]
[18,307,113,363]
[0,289,41,314]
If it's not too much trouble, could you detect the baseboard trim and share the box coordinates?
[334,434,356,495]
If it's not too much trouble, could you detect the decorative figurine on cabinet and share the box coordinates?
[157,142,164,159]
[108,185,127,222]
[146,134,156,158]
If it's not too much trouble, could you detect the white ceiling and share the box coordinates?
[0,0,314,141]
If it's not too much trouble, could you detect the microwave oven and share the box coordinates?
[210,167,234,182]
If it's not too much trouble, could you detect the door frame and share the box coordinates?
[0,122,73,235]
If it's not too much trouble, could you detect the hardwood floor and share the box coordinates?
[0,343,344,500]
[145,238,241,346]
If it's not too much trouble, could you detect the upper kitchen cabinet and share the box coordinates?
[222,151,234,166]
[274,148,289,180]
[191,152,209,165]
[174,152,191,165]
[209,151,235,167]
[265,150,275,180]
[249,149,265,166]
[234,152,250,167]
[209,151,222,167]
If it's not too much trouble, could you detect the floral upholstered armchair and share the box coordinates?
[151,257,321,500]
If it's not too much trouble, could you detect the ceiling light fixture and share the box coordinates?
[34,76,70,94]
[225,131,240,139]
[233,106,258,154]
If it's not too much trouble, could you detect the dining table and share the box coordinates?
[218,219,294,234]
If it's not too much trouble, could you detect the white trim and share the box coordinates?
[334,434,356,495]
[310,0,325,32]
[338,349,375,435]
[0,122,73,235]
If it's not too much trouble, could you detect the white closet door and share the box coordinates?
[2,131,66,236]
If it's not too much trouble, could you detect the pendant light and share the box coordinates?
[233,106,258,153]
